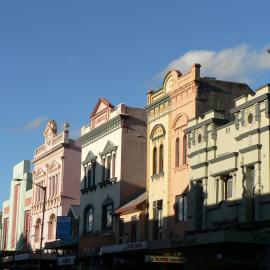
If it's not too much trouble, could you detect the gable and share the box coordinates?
[82,150,97,165]
[100,140,118,156]
[90,98,114,119]
[90,98,114,129]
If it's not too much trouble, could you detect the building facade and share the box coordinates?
[30,120,81,249]
[185,84,270,269]
[146,64,253,241]
[1,160,32,251]
[79,98,147,265]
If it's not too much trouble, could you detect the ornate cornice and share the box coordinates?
[80,114,125,147]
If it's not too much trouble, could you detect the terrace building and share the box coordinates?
[79,98,147,267]
[145,64,252,242]
[1,160,32,251]
[184,84,270,269]
[30,120,81,249]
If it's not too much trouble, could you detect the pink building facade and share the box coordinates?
[30,120,81,249]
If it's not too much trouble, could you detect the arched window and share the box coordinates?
[153,147,157,175]
[182,135,187,165]
[159,145,164,173]
[34,219,41,243]
[175,138,180,167]
[48,214,56,240]
[84,206,94,234]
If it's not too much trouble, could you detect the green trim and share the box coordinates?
[80,115,123,147]
[145,95,170,112]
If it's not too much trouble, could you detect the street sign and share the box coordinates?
[56,216,71,240]
[145,255,185,264]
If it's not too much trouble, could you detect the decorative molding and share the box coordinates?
[231,93,270,114]
[151,172,164,181]
[150,124,166,140]
[239,144,262,154]
[82,151,97,165]
[211,168,238,177]
[185,118,228,134]
[80,115,124,147]
[100,140,118,156]
[190,162,208,170]
[33,168,46,179]
[188,146,217,158]
[209,152,238,164]
[47,160,61,173]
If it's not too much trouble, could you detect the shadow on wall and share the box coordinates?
[15,233,32,252]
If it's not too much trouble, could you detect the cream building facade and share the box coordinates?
[186,83,270,232]
[79,98,147,256]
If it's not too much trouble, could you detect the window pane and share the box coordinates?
[227,178,233,198]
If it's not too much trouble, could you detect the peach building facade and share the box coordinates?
[146,64,253,240]
[30,120,81,249]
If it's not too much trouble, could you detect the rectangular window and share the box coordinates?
[3,218,9,249]
[102,158,106,182]
[246,166,255,198]
[112,154,116,178]
[222,175,233,200]
[153,200,163,240]
[87,165,91,187]
[24,211,31,245]
[107,156,111,180]
[119,218,124,238]
[176,195,187,222]
[131,216,137,242]
[102,204,113,230]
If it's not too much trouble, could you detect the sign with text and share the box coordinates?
[56,216,71,240]
[145,255,185,264]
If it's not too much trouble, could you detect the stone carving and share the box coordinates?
[33,168,46,179]
[150,124,166,140]
[44,120,57,146]
[64,121,70,131]
[47,160,61,173]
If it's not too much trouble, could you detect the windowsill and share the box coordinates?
[151,172,164,181]
[98,178,117,189]
[80,185,97,194]
[174,164,188,172]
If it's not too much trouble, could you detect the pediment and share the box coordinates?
[90,98,114,119]
[150,124,166,140]
[173,113,188,129]
[47,160,61,173]
[82,150,97,165]
[100,140,118,156]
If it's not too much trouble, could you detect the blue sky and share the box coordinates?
[0,0,270,205]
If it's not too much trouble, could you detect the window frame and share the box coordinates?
[84,205,94,234]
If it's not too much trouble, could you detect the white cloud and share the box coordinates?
[160,44,270,83]
[22,116,48,132]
